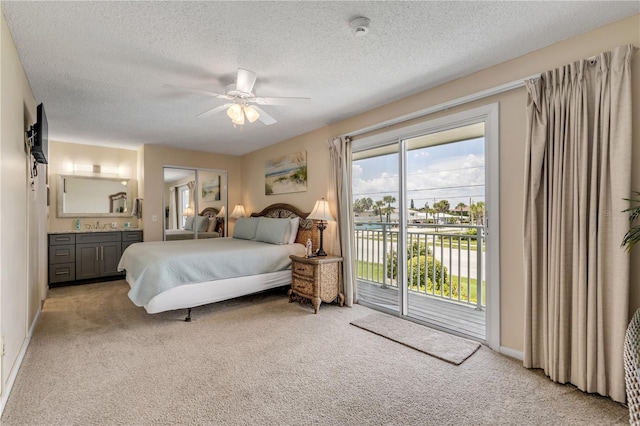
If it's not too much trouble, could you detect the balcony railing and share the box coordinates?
[355,222,485,310]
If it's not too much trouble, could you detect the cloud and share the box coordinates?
[353,153,485,206]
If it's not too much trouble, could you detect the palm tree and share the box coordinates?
[382,195,396,222]
[373,200,385,222]
[433,199,450,223]
[470,201,485,225]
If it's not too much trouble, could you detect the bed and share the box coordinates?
[164,207,223,240]
[118,204,316,317]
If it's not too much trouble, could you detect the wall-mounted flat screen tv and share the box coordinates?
[31,103,48,164]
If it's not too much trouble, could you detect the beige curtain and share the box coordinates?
[523,44,633,403]
[168,187,177,230]
[328,136,356,306]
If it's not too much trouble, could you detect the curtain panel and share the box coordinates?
[328,136,356,306]
[523,44,633,403]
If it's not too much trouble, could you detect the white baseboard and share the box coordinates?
[0,306,41,416]
[500,346,524,361]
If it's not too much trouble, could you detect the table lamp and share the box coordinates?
[307,198,335,256]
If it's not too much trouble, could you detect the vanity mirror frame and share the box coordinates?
[56,174,138,218]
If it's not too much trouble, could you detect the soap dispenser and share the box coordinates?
[75,219,81,230]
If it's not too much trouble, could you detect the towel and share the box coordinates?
[132,198,142,219]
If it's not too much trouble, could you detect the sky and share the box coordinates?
[352,137,485,209]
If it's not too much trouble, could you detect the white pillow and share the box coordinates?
[285,217,300,244]
[233,217,259,240]
[254,217,291,245]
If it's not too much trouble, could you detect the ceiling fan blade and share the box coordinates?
[164,84,231,99]
[254,96,311,106]
[251,106,277,126]
[196,103,232,118]
[236,68,257,94]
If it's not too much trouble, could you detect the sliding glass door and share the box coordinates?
[352,142,400,313]
[351,105,499,345]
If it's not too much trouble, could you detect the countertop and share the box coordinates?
[48,228,142,234]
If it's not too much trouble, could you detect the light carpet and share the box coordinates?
[350,312,480,365]
[1,280,629,425]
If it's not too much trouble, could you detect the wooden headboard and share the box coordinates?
[199,207,220,217]
[250,203,317,247]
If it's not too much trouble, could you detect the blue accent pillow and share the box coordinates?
[233,217,259,240]
[184,216,194,230]
[195,216,209,232]
[254,217,291,245]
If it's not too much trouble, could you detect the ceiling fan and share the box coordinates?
[166,68,310,126]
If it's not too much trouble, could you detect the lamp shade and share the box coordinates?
[230,205,246,218]
[216,206,226,218]
[226,104,242,120]
[243,105,260,123]
[182,206,194,217]
[307,199,334,222]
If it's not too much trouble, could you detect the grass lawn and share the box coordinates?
[357,260,486,305]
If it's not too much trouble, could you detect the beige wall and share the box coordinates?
[241,15,640,354]
[47,140,139,231]
[0,10,46,399]
[141,144,242,242]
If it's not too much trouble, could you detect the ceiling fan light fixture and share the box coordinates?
[243,105,260,123]
[231,112,245,126]
[226,103,243,121]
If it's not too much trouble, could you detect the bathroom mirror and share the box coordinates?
[57,174,138,217]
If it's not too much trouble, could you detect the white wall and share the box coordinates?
[0,9,46,406]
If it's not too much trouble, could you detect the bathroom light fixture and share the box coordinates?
[307,198,335,256]
[73,163,119,175]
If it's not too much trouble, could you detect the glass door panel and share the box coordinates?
[404,123,486,340]
[352,142,400,313]
[195,170,227,238]
[164,167,228,241]
[164,167,196,240]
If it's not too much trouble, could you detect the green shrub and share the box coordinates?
[386,242,432,279]
[386,242,449,294]
[407,255,449,294]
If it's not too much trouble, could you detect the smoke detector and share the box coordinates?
[349,17,370,37]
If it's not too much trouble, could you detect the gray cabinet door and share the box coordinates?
[76,243,100,280]
[100,242,122,277]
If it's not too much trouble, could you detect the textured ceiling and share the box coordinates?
[2,2,638,156]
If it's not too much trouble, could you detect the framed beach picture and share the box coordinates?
[201,176,221,201]
[265,151,307,195]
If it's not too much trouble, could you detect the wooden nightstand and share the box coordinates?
[288,254,344,313]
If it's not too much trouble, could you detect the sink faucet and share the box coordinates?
[96,221,100,229]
